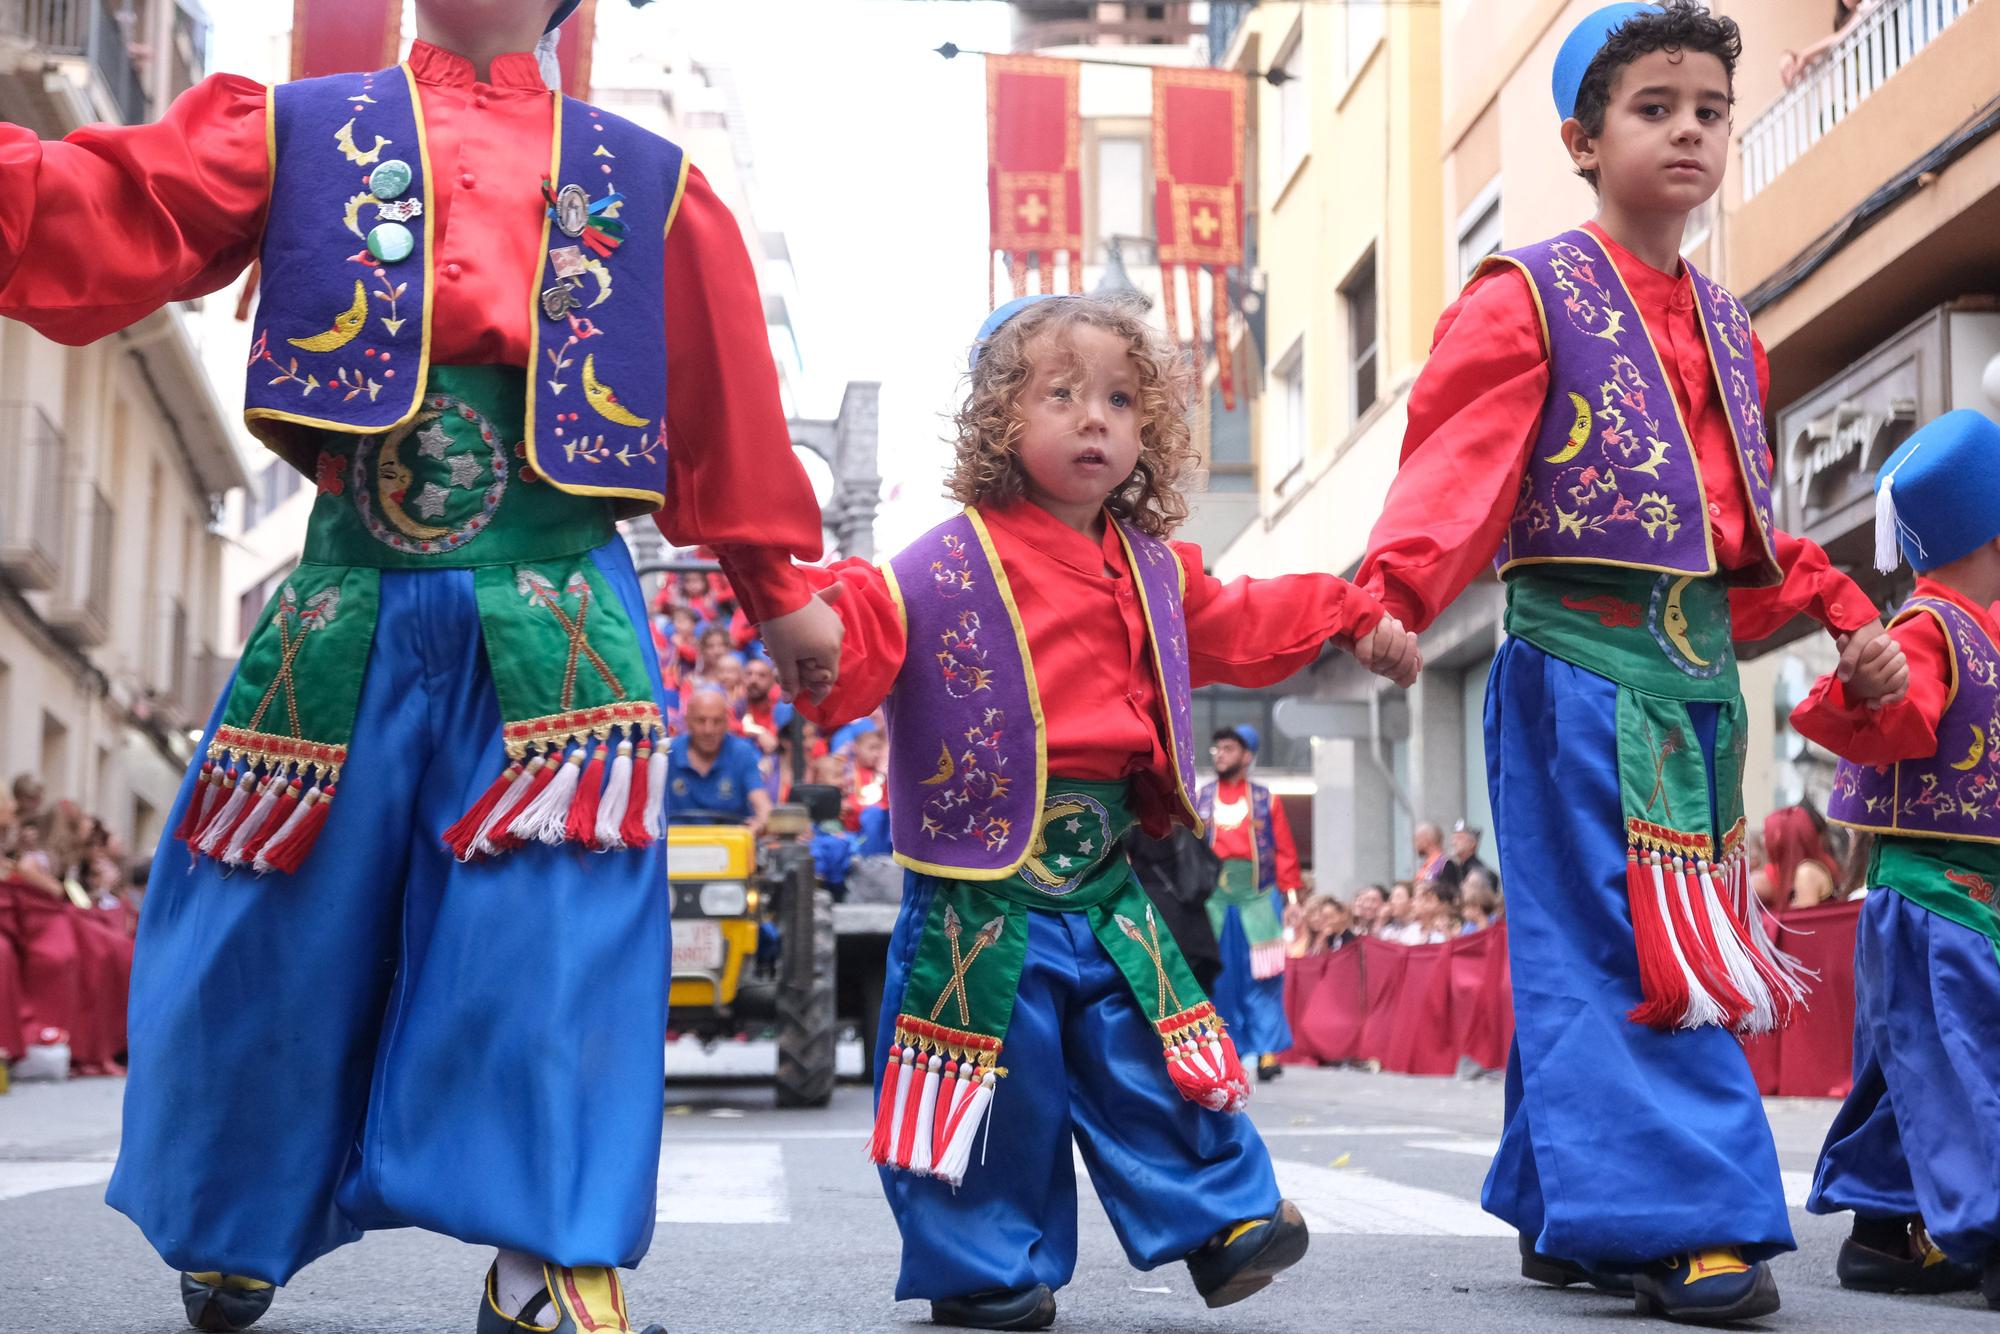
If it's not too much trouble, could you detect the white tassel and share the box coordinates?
[1695,860,1778,1034]
[932,1073,997,1188]
[884,1045,916,1166]
[517,748,586,845]
[471,755,545,859]
[1742,869,1817,1009]
[253,782,321,874]
[535,28,562,91]
[1874,474,1904,574]
[224,765,291,865]
[595,737,635,850]
[643,738,669,839]
[1655,856,1726,1029]
[197,771,257,857]
[908,1054,942,1175]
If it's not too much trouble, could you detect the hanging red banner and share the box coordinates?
[1152,67,1245,409]
[290,0,401,81]
[556,0,601,100]
[986,55,1083,305]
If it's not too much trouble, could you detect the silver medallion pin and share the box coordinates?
[554,184,590,238]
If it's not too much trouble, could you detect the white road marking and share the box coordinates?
[1271,1158,1515,1237]
[1404,1138,1501,1158]
[0,1160,113,1203]
[656,1141,790,1225]
[1782,1170,1816,1209]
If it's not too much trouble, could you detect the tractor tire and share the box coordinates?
[776,887,837,1108]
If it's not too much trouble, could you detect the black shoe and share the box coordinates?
[181,1273,275,1332]
[1185,1198,1311,1309]
[1257,1056,1284,1083]
[930,1285,1056,1330]
[1836,1225,1979,1294]
[1982,1258,1999,1310]
[1516,1233,1635,1297]
[1631,1249,1779,1325]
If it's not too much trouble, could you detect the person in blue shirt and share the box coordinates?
[666,689,770,829]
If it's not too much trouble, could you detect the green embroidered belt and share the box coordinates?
[1871,837,2000,969]
[177,366,664,877]
[868,779,1249,1187]
[1505,568,1811,1037]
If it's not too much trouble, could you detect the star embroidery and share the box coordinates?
[1077,838,1093,856]
[447,452,485,488]
[1054,854,1072,868]
[414,481,450,519]
[417,421,454,459]
[1064,817,1082,833]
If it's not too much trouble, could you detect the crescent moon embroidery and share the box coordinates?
[1951,724,1986,772]
[342,191,374,239]
[581,353,651,427]
[1021,799,1092,889]
[1544,391,1593,464]
[1661,575,1711,668]
[334,118,390,166]
[372,411,452,541]
[287,280,369,353]
[579,256,613,308]
[919,740,955,786]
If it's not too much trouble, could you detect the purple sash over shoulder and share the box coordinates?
[1830,597,2000,845]
[884,509,1201,880]
[1196,780,1278,891]
[1481,229,1780,583]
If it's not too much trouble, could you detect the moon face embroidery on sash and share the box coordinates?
[1020,791,1114,897]
[350,393,510,555]
[1648,573,1724,679]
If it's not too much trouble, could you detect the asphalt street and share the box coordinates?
[1,1043,1991,1333]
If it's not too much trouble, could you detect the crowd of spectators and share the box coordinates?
[1287,819,1506,958]
[0,773,142,1082]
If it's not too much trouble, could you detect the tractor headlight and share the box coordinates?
[698,880,748,916]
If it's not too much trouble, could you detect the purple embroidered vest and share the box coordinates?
[1196,780,1279,892]
[1829,597,2000,845]
[245,65,682,515]
[884,509,1202,880]
[1482,229,1779,583]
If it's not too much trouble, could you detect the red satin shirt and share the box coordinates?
[1207,777,1303,891]
[0,41,817,620]
[1358,222,1874,642]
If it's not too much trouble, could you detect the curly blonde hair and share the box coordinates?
[948,295,1202,538]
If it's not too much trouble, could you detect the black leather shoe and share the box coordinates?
[1837,1225,1979,1294]
[929,1284,1056,1330]
[1256,1055,1284,1083]
[1185,1198,1311,1309]
[1981,1257,1999,1310]
[1631,1249,1779,1325]
[181,1273,275,1332]
[1516,1233,1634,1296]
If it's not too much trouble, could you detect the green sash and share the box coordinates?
[1506,567,1812,1035]
[1208,859,1283,948]
[869,780,1248,1186]
[1872,837,2000,969]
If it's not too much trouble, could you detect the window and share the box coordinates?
[1343,249,1379,422]
[1344,0,1384,83]
[1276,33,1308,186]
[1456,182,1503,288]
[1269,339,1306,491]
[1096,136,1148,243]
[1207,369,1254,491]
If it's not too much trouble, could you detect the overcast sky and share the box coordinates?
[206,0,1013,555]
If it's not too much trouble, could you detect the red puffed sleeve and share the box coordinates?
[1356,268,1547,633]
[0,74,269,341]
[1176,542,1385,687]
[1269,795,1303,893]
[1789,607,1950,765]
[1729,333,1878,640]
[793,559,906,729]
[658,164,822,625]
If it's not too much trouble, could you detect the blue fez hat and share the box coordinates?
[969,294,1067,370]
[1551,3,1664,119]
[1222,724,1260,754]
[1874,410,2000,573]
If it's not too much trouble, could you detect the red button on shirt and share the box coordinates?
[459,172,475,189]
[443,262,463,279]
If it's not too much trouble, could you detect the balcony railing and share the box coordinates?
[0,402,66,591]
[1741,0,1975,201]
[0,0,152,123]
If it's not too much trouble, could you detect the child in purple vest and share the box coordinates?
[801,293,1417,1328]
[1794,409,2000,1309]
[1355,3,1906,1323]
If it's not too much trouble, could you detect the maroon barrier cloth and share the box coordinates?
[0,880,133,1068]
[0,893,21,1060]
[1280,906,1862,1097]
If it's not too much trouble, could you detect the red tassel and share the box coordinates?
[1627,850,1692,1028]
[620,741,654,848]
[497,759,560,849]
[206,772,265,857]
[893,1045,929,1167]
[176,764,214,845]
[262,786,334,875]
[564,742,607,846]
[866,1046,906,1165]
[241,779,303,863]
[444,762,520,860]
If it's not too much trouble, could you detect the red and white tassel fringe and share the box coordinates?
[514,747,586,845]
[643,739,668,840]
[867,1028,1004,1187]
[257,783,333,875]
[223,766,294,866]
[194,768,254,857]
[444,726,664,861]
[593,738,635,850]
[618,740,653,848]
[1248,940,1288,981]
[1161,1003,1250,1113]
[175,764,217,845]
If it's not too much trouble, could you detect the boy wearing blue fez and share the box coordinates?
[1795,409,2000,1310]
[1197,723,1305,1082]
[1354,2,1907,1322]
[0,1,841,1330]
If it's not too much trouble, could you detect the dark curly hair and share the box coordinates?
[1572,1,1742,189]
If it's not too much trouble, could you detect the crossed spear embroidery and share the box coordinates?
[1116,903,1183,1022]
[516,569,625,710]
[929,904,1006,1028]
[1642,719,1686,823]
[247,584,342,737]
